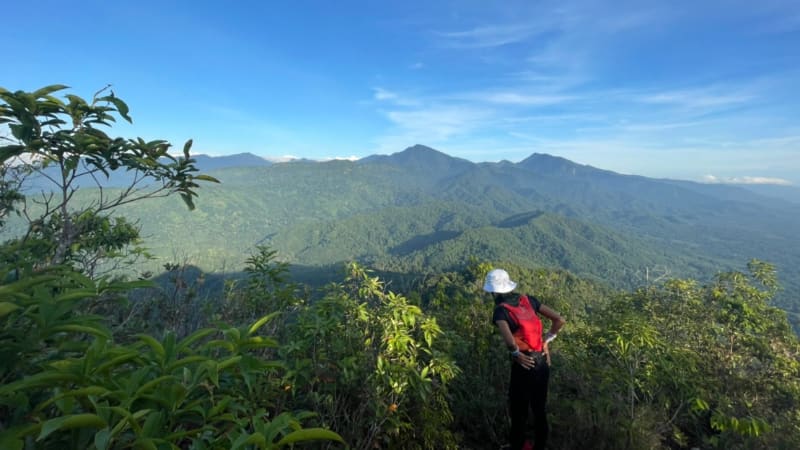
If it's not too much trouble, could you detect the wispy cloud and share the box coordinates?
[373,87,398,101]
[367,2,798,182]
[320,155,360,161]
[702,175,794,185]
[435,23,544,48]
[264,155,300,163]
[383,106,493,141]
[372,87,420,107]
[457,91,575,106]
[616,120,713,133]
[638,89,755,110]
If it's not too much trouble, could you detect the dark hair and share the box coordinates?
[493,292,518,305]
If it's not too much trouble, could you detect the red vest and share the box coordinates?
[501,295,543,352]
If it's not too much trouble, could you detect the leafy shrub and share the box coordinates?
[0,262,343,449]
[279,262,458,450]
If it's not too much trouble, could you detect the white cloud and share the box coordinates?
[321,155,360,161]
[384,106,492,141]
[459,91,574,106]
[435,23,544,48]
[264,155,300,163]
[371,96,499,155]
[702,175,793,185]
[638,89,755,110]
[373,87,398,101]
[371,87,420,107]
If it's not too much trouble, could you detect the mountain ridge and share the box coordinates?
[9,144,799,327]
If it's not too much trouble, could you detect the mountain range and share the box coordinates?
[8,145,800,325]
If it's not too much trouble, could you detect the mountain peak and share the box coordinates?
[403,144,445,155]
[389,144,455,161]
[518,153,613,177]
[361,145,472,168]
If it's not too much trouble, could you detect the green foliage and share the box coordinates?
[279,262,459,450]
[547,260,800,449]
[413,260,800,449]
[0,163,24,228]
[4,84,799,449]
[418,262,613,447]
[0,261,343,449]
[0,84,341,450]
[0,84,219,274]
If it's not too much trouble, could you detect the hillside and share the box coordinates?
[6,145,800,321]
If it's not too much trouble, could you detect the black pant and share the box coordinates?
[508,354,549,450]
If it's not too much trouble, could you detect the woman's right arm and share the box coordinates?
[495,319,518,351]
[496,320,535,370]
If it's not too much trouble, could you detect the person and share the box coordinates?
[484,268,566,450]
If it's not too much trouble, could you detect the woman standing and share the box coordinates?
[484,268,566,450]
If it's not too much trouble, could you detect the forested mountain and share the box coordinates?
[737,183,800,205]
[8,145,800,321]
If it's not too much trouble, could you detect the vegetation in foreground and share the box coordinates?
[2,86,799,449]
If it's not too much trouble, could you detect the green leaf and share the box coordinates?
[218,356,242,371]
[0,274,60,297]
[51,324,110,339]
[194,174,220,183]
[32,84,69,98]
[166,356,208,372]
[94,427,112,450]
[132,437,158,450]
[0,372,82,396]
[223,327,241,342]
[275,428,345,446]
[136,334,165,360]
[134,376,176,399]
[141,411,163,438]
[242,336,279,350]
[207,397,232,419]
[0,301,20,318]
[95,352,140,373]
[180,192,196,210]
[37,414,107,441]
[206,339,235,352]
[35,386,111,413]
[231,432,266,450]
[0,432,23,450]
[203,361,219,387]
[177,328,217,352]
[248,312,280,336]
[692,397,710,412]
[53,289,98,303]
[0,144,27,162]
[99,95,131,123]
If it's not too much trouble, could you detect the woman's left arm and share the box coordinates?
[539,305,566,337]
[539,305,565,366]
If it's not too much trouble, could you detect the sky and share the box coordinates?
[3,0,800,184]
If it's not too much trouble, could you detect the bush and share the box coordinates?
[0,262,343,449]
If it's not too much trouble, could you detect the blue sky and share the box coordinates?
[4,0,800,184]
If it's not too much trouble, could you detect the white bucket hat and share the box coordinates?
[483,269,517,293]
